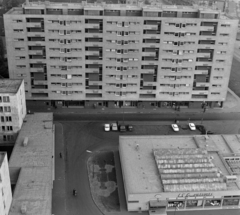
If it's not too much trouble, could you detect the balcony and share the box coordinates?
[86,68,100,73]
[142,52,157,57]
[195,82,210,87]
[30,67,44,73]
[144,25,158,30]
[86,51,100,56]
[27,32,45,37]
[29,59,46,64]
[191,90,209,95]
[197,53,211,58]
[29,50,43,55]
[194,70,209,75]
[141,69,155,74]
[33,80,48,85]
[200,26,214,31]
[139,94,156,98]
[28,41,45,46]
[26,22,42,28]
[85,24,100,29]
[31,88,49,93]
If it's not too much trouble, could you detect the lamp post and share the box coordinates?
[201,101,207,124]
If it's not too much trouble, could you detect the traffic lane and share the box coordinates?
[64,122,120,215]
[54,112,240,122]
[63,122,104,215]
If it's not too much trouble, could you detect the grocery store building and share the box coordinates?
[119,135,240,214]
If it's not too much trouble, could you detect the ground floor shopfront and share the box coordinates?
[28,100,224,109]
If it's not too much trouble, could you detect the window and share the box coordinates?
[13,29,24,32]
[3,96,10,103]
[6,116,12,122]
[204,199,221,207]
[223,198,240,206]
[7,126,13,131]
[1,116,4,122]
[4,106,11,112]
[3,135,14,141]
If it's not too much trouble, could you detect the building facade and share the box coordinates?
[0,152,12,215]
[0,80,26,143]
[4,1,238,109]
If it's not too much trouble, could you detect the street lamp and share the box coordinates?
[201,101,207,124]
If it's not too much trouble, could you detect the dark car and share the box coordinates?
[119,125,126,132]
[127,125,133,131]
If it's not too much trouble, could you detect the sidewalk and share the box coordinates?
[27,88,240,115]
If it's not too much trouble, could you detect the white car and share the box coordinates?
[171,124,179,132]
[111,123,118,131]
[104,124,110,131]
[189,123,196,131]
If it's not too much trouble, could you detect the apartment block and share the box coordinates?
[0,152,12,215]
[0,80,26,143]
[4,1,238,109]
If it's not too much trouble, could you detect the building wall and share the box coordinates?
[0,153,12,215]
[0,80,26,143]
[4,3,238,106]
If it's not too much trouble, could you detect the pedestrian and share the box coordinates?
[59,152,62,158]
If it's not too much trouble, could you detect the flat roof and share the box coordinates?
[119,135,240,195]
[9,113,54,215]
[0,79,22,94]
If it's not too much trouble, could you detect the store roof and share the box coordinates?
[119,135,240,195]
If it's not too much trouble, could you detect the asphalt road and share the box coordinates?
[54,112,240,122]
[54,121,240,215]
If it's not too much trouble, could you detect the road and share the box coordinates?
[54,121,240,215]
[54,112,240,122]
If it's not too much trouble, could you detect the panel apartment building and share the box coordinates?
[0,80,26,143]
[4,1,238,109]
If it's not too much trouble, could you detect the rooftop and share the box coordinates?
[119,135,240,195]
[9,113,54,215]
[0,79,22,94]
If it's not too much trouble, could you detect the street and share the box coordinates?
[53,120,240,215]
[54,112,240,122]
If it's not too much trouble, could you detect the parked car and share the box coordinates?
[171,124,179,132]
[189,123,196,131]
[104,124,110,132]
[127,125,133,131]
[111,123,118,131]
[196,125,206,134]
[119,125,127,132]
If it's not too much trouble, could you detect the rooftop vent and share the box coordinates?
[21,204,27,214]
[22,137,28,146]
[225,175,237,183]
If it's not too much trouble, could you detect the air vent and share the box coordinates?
[23,137,29,146]
[226,175,237,183]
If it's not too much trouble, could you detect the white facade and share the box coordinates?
[0,152,12,215]
[0,79,26,143]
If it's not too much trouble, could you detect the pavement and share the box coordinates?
[27,88,240,116]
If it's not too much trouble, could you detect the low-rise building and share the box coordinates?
[119,134,240,214]
[8,113,54,215]
[0,79,26,144]
[0,152,12,215]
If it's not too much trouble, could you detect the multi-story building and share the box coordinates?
[0,79,26,143]
[4,1,238,109]
[0,152,12,215]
